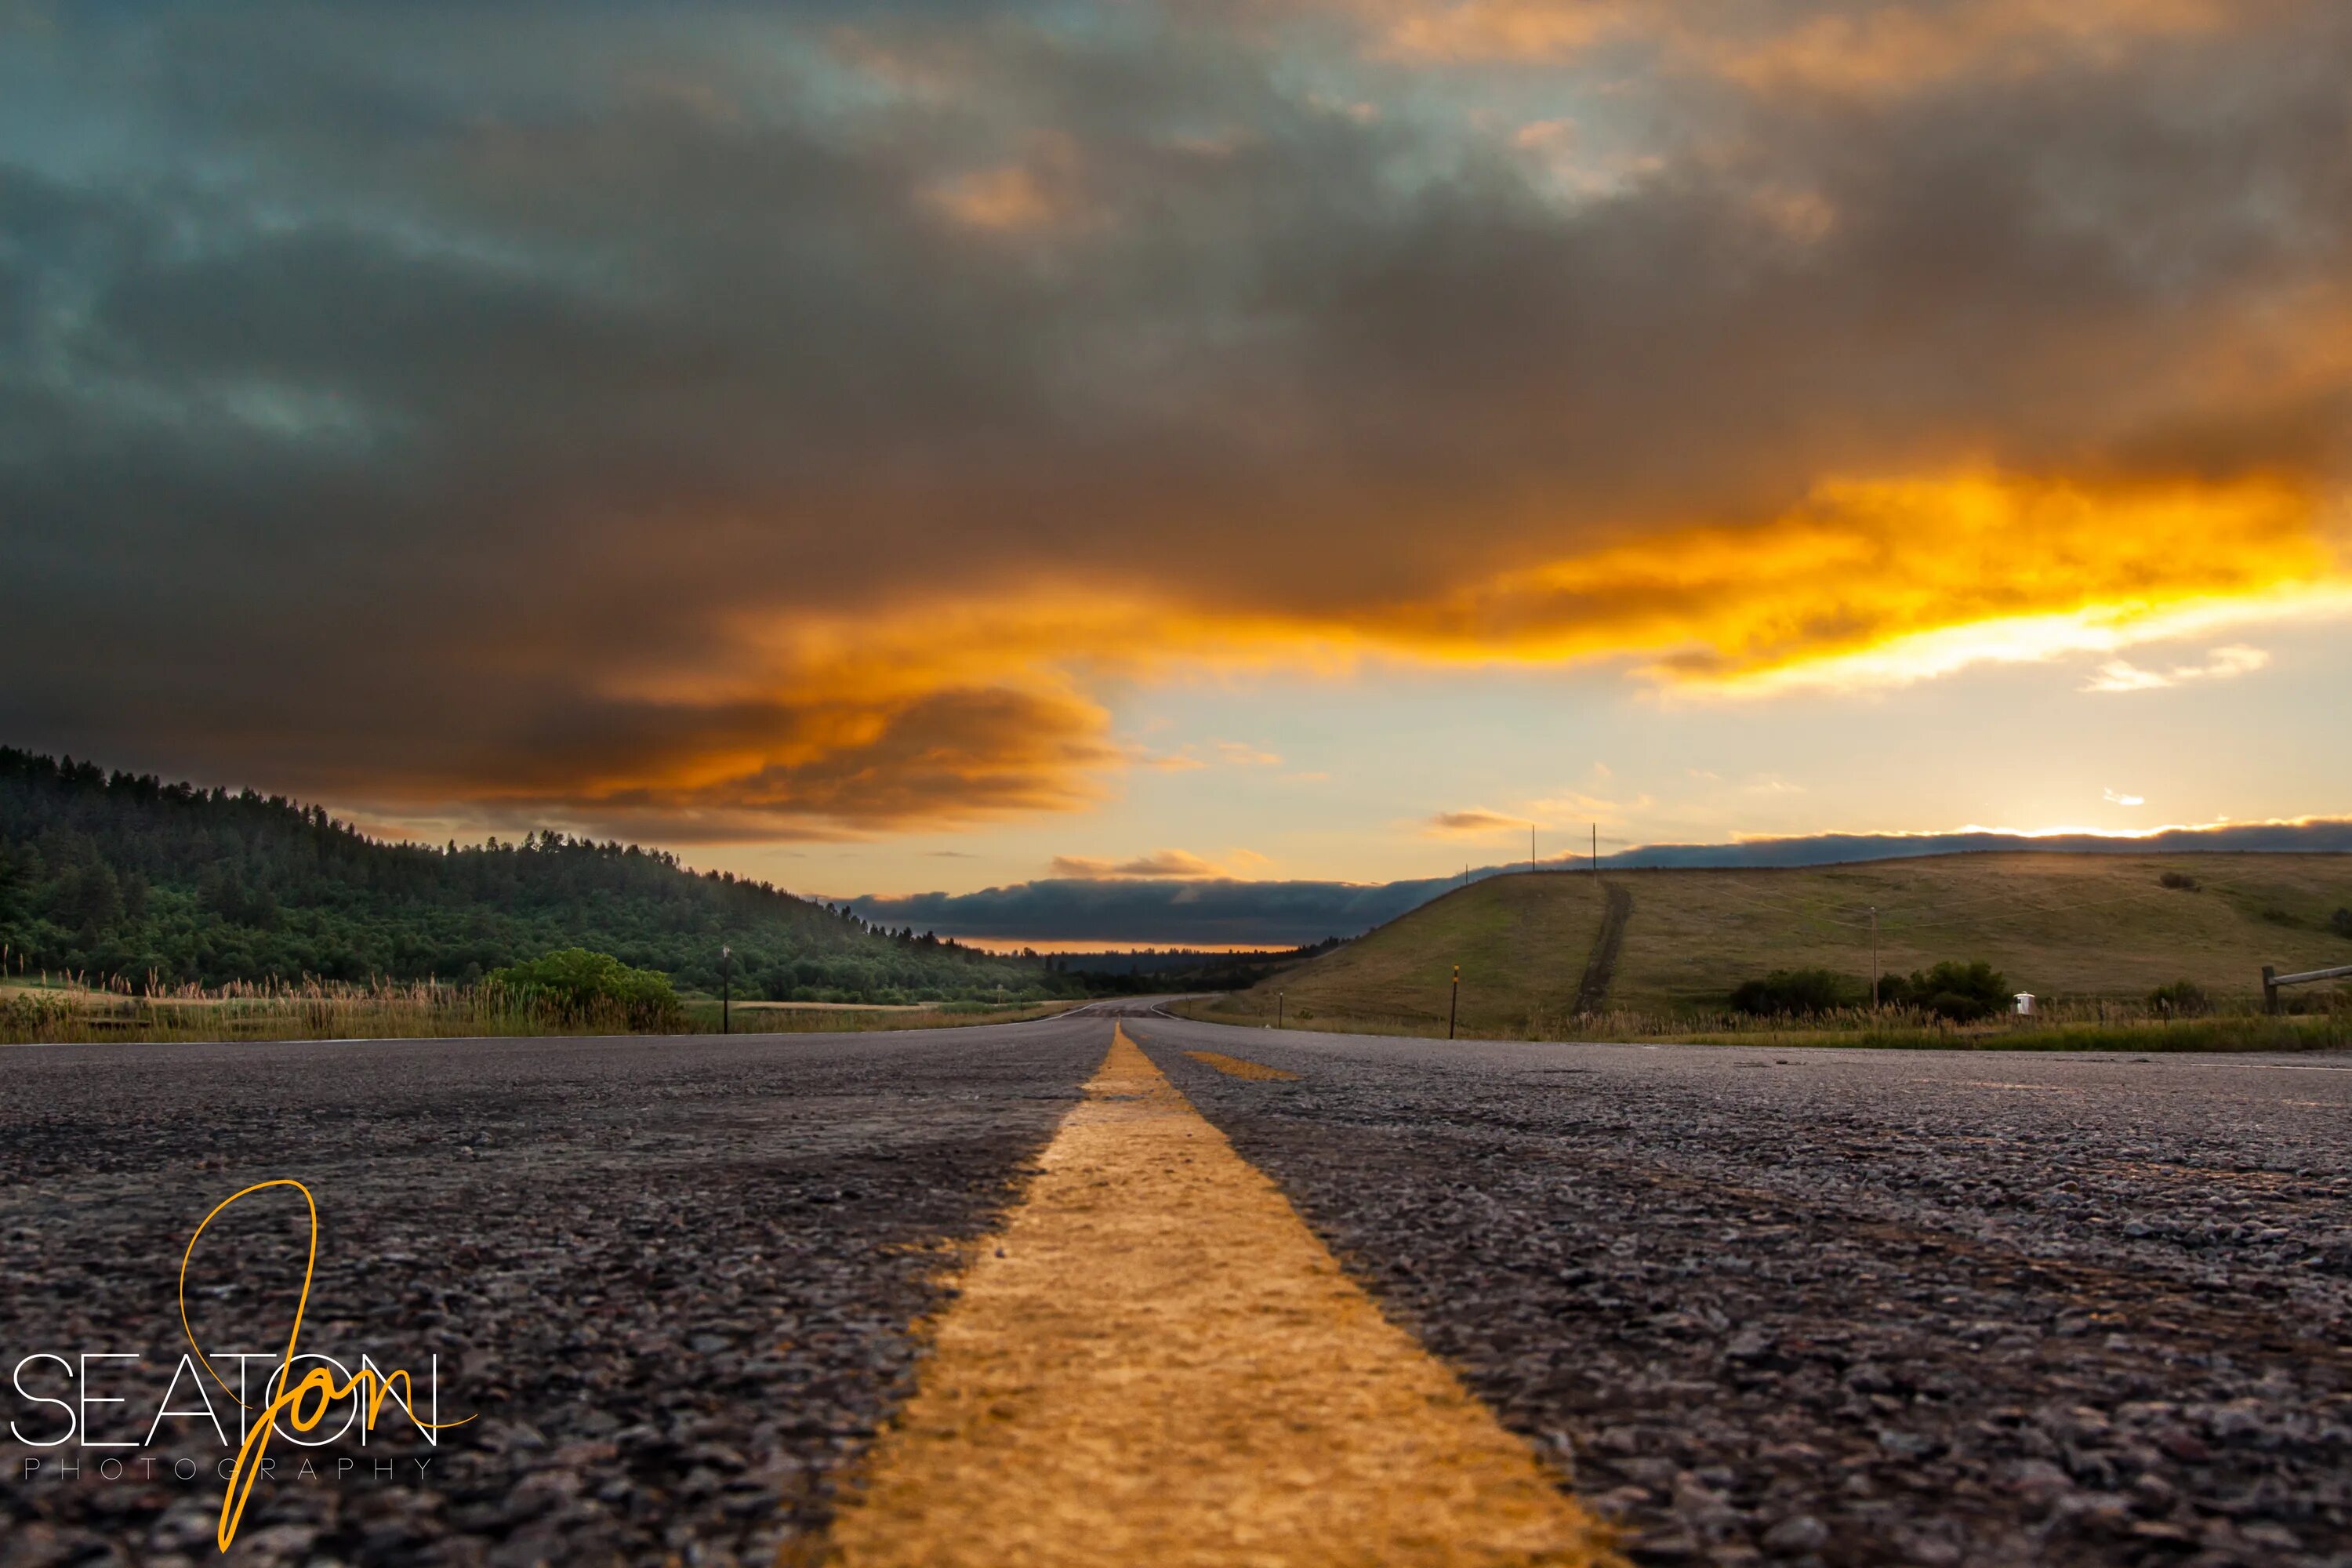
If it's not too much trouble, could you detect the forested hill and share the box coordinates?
[0,748,1072,1001]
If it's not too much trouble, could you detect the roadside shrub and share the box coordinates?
[1731,967,1864,1016]
[2158,871,2200,891]
[488,948,683,1029]
[1878,960,2010,1022]
[2148,979,2210,1017]
[2332,907,2352,939]
[2,991,73,1035]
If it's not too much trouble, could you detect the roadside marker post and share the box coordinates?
[1276,991,1284,1029]
[1449,965,1460,1040]
[2264,961,2352,1014]
[720,942,731,1034]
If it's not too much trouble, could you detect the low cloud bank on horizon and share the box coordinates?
[844,821,2352,946]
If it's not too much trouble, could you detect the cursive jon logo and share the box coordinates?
[178,1179,475,1551]
[7,1180,474,1553]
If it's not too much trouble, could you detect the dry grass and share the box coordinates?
[0,975,1072,1046]
[1173,992,2350,1053]
[1191,852,2352,1050]
[1599,853,2352,1014]
[1213,874,1606,1036]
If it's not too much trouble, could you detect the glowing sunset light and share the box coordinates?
[2,0,2347,913]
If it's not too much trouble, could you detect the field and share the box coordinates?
[1208,872,1610,1035]
[1185,851,2352,1044]
[0,975,1072,1046]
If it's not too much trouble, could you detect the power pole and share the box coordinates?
[1591,823,1598,875]
[720,943,732,1034]
[1868,909,1878,1010]
[1530,824,1537,874]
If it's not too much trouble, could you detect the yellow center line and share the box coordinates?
[1184,1049,1302,1081]
[821,1025,1619,1568]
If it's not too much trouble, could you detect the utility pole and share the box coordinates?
[720,943,732,1034]
[1449,964,1460,1040]
[1592,823,1598,875]
[1530,824,1537,874]
[1868,909,1878,1010]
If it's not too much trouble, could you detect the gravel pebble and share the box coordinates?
[1140,1021,2352,1568]
[0,1023,1102,1565]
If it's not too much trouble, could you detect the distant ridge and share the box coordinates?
[1591,820,2352,869]
[848,818,2352,946]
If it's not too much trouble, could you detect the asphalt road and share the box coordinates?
[1,1009,1116,1567]
[1134,1013,2352,1567]
[4,1006,2347,1567]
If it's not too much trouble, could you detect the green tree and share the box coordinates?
[1730,968,1862,1016]
[51,860,124,932]
[489,948,684,1029]
[1878,960,2010,1022]
[0,746,1078,1003]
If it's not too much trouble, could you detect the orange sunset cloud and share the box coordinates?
[4,0,2347,846]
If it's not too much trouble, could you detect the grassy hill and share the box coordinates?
[1198,853,2352,1037]
[1229,874,1610,1034]
[0,747,1074,1004]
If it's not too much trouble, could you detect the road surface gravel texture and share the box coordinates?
[0,1015,1105,1567]
[2,1005,2347,1568]
[1133,1017,2352,1568]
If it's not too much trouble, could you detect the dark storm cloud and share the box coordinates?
[847,820,2352,943]
[2,0,2348,833]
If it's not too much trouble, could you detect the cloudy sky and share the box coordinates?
[3,0,2348,938]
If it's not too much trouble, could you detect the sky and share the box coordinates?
[2,1,2348,942]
